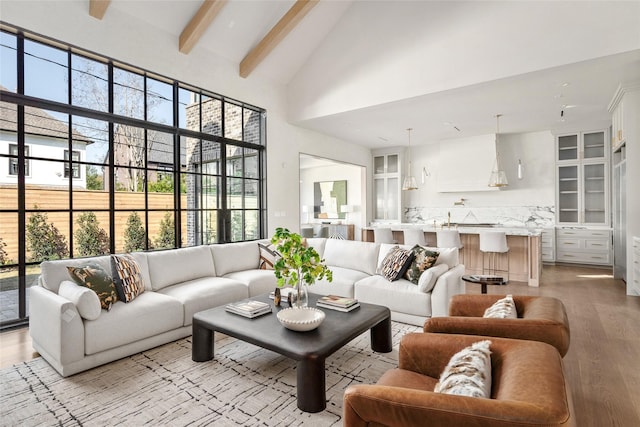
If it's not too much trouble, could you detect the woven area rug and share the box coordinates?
[1,322,420,426]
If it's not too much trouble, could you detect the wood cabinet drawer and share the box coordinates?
[556,228,610,238]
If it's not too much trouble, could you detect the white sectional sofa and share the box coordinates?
[30,238,464,376]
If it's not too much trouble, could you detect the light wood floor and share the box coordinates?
[1,264,639,426]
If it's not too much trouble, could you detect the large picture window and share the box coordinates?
[0,24,267,329]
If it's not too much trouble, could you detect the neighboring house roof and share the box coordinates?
[0,99,93,145]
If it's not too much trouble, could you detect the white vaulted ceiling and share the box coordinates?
[78,1,640,147]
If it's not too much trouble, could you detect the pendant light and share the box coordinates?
[402,128,418,190]
[488,114,508,188]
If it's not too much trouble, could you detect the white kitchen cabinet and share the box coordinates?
[541,228,556,262]
[556,228,612,266]
[556,130,609,226]
[633,237,640,296]
[373,150,401,222]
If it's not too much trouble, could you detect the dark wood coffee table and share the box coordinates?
[192,293,392,413]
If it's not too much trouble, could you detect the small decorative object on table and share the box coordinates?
[269,287,298,306]
[271,228,333,310]
[225,300,272,318]
[273,287,281,306]
[317,295,360,312]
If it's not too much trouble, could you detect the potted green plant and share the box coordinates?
[271,227,333,309]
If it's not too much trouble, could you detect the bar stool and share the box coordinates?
[374,228,396,244]
[436,229,464,263]
[403,228,426,246]
[479,231,509,281]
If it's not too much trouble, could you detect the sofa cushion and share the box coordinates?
[418,263,449,293]
[323,239,380,275]
[484,294,518,319]
[404,245,439,284]
[223,269,278,296]
[308,266,369,298]
[429,247,459,269]
[146,246,215,291]
[40,255,111,294]
[380,246,414,281]
[210,241,261,276]
[128,251,152,291]
[110,254,145,303]
[434,340,492,398]
[67,263,118,311]
[84,292,183,355]
[58,280,102,320]
[157,277,249,326]
[305,238,326,257]
[355,275,432,317]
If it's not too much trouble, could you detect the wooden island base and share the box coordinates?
[362,229,541,287]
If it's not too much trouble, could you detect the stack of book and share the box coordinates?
[316,295,360,312]
[470,275,504,282]
[225,300,272,318]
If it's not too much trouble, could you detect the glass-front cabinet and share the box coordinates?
[555,130,608,226]
[373,151,401,222]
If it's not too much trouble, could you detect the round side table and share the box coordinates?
[462,275,507,294]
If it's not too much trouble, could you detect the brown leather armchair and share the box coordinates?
[424,294,571,356]
[343,333,575,427]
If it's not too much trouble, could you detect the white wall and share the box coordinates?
[0,132,87,189]
[300,162,365,239]
[0,1,371,235]
[404,131,555,210]
[288,1,640,122]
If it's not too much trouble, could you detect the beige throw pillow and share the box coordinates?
[434,340,492,398]
[483,294,518,319]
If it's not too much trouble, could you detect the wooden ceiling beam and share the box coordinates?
[89,0,111,20]
[239,0,319,78]
[180,0,228,54]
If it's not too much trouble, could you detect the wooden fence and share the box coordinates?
[0,186,187,262]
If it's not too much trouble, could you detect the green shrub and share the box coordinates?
[153,212,175,249]
[75,212,109,257]
[0,237,10,265]
[123,212,147,252]
[26,210,69,262]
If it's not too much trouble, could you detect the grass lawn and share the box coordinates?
[0,266,40,292]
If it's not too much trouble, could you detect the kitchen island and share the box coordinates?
[362,225,542,287]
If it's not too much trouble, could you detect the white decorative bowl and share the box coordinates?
[277,307,325,332]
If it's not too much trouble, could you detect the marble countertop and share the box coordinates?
[363,224,542,236]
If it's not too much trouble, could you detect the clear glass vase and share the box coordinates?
[295,279,309,309]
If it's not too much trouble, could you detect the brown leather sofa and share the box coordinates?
[343,333,575,427]
[423,294,571,356]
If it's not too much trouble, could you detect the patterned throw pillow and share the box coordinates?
[483,294,518,319]
[67,263,118,311]
[111,254,145,303]
[404,245,439,284]
[434,340,492,398]
[258,243,280,270]
[380,246,414,282]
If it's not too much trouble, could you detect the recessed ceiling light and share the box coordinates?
[561,82,570,87]
[562,104,577,109]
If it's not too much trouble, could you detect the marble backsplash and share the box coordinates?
[404,206,555,229]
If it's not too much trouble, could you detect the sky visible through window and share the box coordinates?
[1,32,179,164]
